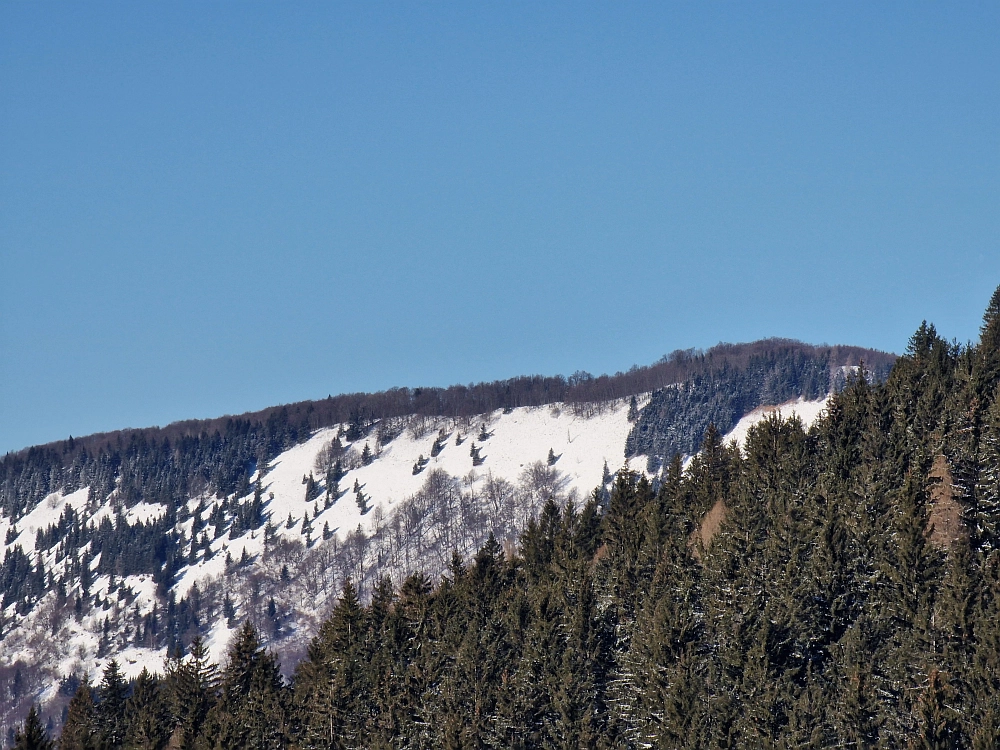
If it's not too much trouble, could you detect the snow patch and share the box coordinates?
[724,396,830,450]
[126,502,166,525]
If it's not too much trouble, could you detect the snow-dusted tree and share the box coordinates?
[974,398,1000,552]
[165,636,218,750]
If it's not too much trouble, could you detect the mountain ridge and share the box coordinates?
[0,336,896,740]
[6,338,894,460]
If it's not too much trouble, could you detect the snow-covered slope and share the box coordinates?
[0,390,838,733]
[723,396,830,450]
[0,398,652,691]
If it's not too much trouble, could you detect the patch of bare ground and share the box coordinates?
[592,543,609,565]
[927,453,967,549]
[689,498,727,560]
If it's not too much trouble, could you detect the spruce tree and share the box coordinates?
[355,489,369,515]
[123,669,170,750]
[203,622,288,750]
[12,706,53,750]
[97,659,129,750]
[977,284,1000,384]
[164,637,217,750]
[303,473,317,504]
[973,396,1000,552]
[61,681,96,750]
[551,569,610,747]
[968,552,1000,746]
[883,471,940,633]
[912,670,962,749]
[829,648,882,749]
[600,470,655,620]
[295,580,366,749]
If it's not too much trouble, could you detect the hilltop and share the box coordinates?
[0,338,894,738]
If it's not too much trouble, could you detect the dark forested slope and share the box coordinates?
[625,339,894,469]
[28,293,1000,748]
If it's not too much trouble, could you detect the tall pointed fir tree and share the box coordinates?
[975,283,1000,396]
[97,658,129,750]
[294,579,366,750]
[124,668,170,750]
[164,637,218,750]
[61,680,96,750]
[973,396,1000,552]
[12,705,53,750]
[200,622,288,750]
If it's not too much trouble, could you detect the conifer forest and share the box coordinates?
[12,289,1000,748]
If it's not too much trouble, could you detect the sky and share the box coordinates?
[2,2,999,454]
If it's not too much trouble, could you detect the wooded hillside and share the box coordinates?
[28,294,1000,748]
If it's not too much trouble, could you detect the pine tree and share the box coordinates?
[97,659,129,750]
[551,569,611,747]
[60,681,96,750]
[883,471,940,634]
[600,469,655,619]
[325,466,339,503]
[936,543,976,661]
[502,586,561,749]
[164,637,218,750]
[979,284,1000,355]
[203,622,288,750]
[968,552,1000,746]
[973,396,1000,552]
[912,670,962,749]
[303,473,317,504]
[12,705,53,750]
[123,669,170,750]
[829,656,881,748]
[295,580,366,749]
[654,653,707,749]
[355,488,369,515]
[430,433,445,458]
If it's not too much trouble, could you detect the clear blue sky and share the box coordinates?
[2,2,999,454]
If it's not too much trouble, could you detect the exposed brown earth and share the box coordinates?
[927,453,967,548]
[690,498,727,559]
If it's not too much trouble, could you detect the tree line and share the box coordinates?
[2,339,894,516]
